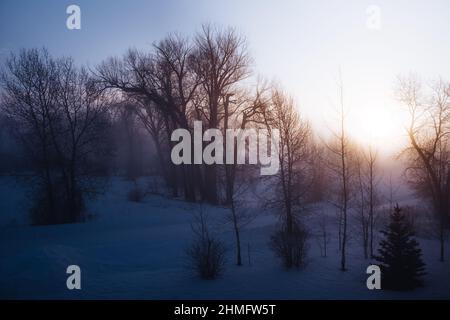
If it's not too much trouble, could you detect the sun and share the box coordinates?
[346,104,402,150]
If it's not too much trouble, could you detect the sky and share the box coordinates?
[1,0,450,155]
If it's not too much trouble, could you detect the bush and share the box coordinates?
[186,211,226,279]
[270,223,309,269]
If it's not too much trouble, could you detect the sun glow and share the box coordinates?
[346,104,406,151]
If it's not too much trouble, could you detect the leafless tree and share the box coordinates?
[365,147,379,257]
[95,34,200,200]
[95,27,252,205]
[397,75,450,262]
[220,83,270,265]
[308,143,329,203]
[355,149,370,259]
[1,48,60,223]
[316,209,330,258]
[262,89,312,268]
[325,75,354,271]
[354,146,379,259]
[1,48,111,224]
[53,60,112,222]
[191,24,251,204]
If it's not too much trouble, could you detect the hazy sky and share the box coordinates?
[1,0,450,154]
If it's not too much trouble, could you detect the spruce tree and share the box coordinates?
[375,204,426,290]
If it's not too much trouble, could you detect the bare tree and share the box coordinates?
[366,147,379,257]
[1,48,111,224]
[397,75,450,262]
[355,149,370,259]
[354,146,379,259]
[316,209,330,258]
[308,143,329,203]
[191,24,251,204]
[262,89,312,269]
[53,61,111,222]
[326,75,353,271]
[95,34,200,200]
[225,191,257,266]
[220,84,270,265]
[1,48,60,223]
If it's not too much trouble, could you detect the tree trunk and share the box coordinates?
[231,200,242,266]
[369,161,374,258]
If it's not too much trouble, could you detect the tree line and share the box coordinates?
[0,24,448,268]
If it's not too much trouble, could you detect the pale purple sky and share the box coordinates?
[1,0,449,153]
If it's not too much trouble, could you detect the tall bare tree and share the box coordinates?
[397,75,450,262]
[354,145,379,259]
[262,89,312,268]
[221,83,271,265]
[96,34,200,200]
[366,147,378,257]
[1,48,111,224]
[1,48,60,223]
[326,76,353,271]
[191,24,251,204]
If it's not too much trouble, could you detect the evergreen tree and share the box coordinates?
[374,204,426,290]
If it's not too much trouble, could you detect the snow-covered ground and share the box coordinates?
[0,176,449,299]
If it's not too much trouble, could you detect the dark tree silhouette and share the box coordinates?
[1,48,111,224]
[375,204,426,291]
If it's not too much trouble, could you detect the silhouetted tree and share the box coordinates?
[191,24,251,204]
[325,74,354,271]
[262,89,312,269]
[1,48,111,224]
[375,205,426,291]
[397,75,450,262]
[354,146,380,259]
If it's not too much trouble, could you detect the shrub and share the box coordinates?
[186,211,226,279]
[270,223,309,269]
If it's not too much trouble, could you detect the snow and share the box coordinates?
[0,176,449,299]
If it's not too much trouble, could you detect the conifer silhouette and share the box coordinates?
[375,204,426,290]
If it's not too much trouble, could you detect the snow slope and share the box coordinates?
[0,176,449,299]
